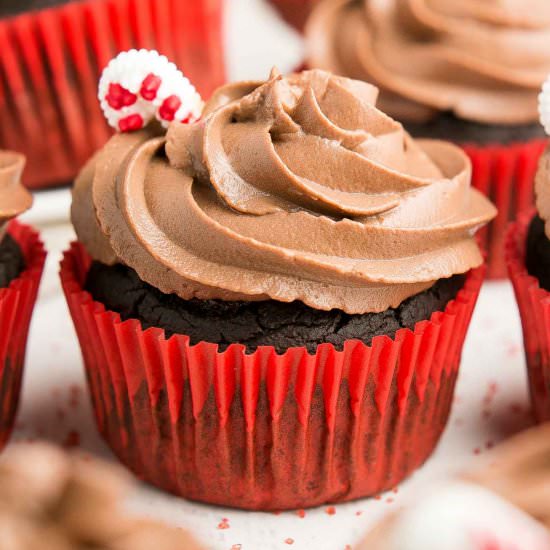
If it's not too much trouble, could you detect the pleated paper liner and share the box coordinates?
[506,210,550,423]
[0,221,46,450]
[0,0,225,190]
[269,0,320,32]
[463,139,547,280]
[61,242,484,510]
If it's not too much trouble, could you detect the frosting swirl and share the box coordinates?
[72,70,495,314]
[535,144,550,238]
[0,151,33,237]
[306,0,550,124]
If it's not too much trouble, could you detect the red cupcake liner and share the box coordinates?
[0,221,46,450]
[506,210,550,423]
[269,0,319,32]
[61,242,484,510]
[461,139,547,279]
[0,0,225,190]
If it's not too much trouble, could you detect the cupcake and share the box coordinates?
[357,424,550,549]
[0,0,225,190]
[61,56,495,509]
[306,0,550,278]
[0,151,46,450]
[0,442,204,549]
[506,84,550,422]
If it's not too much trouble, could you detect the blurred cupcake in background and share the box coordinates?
[61,49,495,509]
[0,0,225,190]
[0,151,46,451]
[507,80,550,423]
[306,0,550,278]
[356,424,550,550]
[0,442,204,549]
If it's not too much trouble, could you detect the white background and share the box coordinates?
[11,1,537,548]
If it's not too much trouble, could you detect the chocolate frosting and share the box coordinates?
[306,0,550,125]
[0,151,33,238]
[72,69,495,314]
[535,145,550,239]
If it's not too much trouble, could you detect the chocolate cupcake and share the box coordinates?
[0,0,225,189]
[62,66,495,510]
[507,107,550,423]
[0,151,46,451]
[306,0,550,277]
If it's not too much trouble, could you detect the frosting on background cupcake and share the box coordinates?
[306,0,550,125]
[0,152,33,238]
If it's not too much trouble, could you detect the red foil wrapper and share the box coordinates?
[462,139,547,279]
[0,221,46,450]
[0,0,225,190]
[506,210,550,423]
[269,0,319,31]
[61,242,484,510]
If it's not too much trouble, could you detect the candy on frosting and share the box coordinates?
[306,0,550,125]
[73,69,495,314]
[98,49,203,132]
[0,151,33,238]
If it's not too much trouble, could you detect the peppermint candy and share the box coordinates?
[539,73,550,136]
[98,49,203,132]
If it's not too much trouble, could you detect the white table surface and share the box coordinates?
[10,1,536,548]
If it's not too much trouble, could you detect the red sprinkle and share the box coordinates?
[355,511,363,516]
[217,518,230,530]
[230,545,242,550]
[140,73,162,100]
[158,94,182,121]
[284,538,294,545]
[296,509,306,518]
[105,82,137,110]
[118,114,144,132]
[325,506,336,515]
